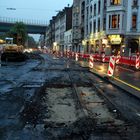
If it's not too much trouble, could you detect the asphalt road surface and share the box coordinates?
[0,53,140,140]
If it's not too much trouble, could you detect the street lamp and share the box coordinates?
[6,8,16,10]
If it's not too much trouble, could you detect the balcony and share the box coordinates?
[106,28,125,35]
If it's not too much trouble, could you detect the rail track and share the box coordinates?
[83,71,140,124]
[66,67,140,139]
[19,56,140,139]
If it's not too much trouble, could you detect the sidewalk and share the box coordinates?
[78,60,140,99]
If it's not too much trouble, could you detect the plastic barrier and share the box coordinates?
[107,56,116,77]
[116,55,121,64]
[102,53,105,62]
[136,56,140,69]
[89,55,94,68]
[66,51,139,70]
[75,53,78,61]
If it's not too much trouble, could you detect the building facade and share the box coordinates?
[82,0,140,56]
[54,7,72,52]
[46,0,140,56]
[82,0,107,54]
[64,29,73,52]
[46,16,56,51]
[125,0,140,56]
[72,0,82,53]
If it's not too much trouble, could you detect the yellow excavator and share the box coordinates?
[1,37,26,62]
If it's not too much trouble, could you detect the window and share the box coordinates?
[98,0,101,14]
[98,19,100,32]
[109,14,120,29]
[86,25,88,35]
[86,7,89,16]
[90,5,93,18]
[109,15,111,28]
[103,18,106,30]
[93,21,96,33]
[90,22,92,33]
[90,5,92,13]
[132,14,137,29]
[118,15,120,28]
[133,0,138,6]
[132,0,138,7]
[104,0,107,10]
[110,0,121,5]
[94,4,96,16]
[112,15,117,28]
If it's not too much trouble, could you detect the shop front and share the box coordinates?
[128,38,139,54]
[108,35,122,55]
[89,38,95,54]
[101,38,108,53]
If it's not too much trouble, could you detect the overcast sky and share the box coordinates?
[0,0,73,22]
[0,0,73,41]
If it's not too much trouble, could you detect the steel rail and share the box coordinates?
[67,69,133,138]
[83,71,140,125]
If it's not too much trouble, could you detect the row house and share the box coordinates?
[46,7,72,52]
[64,29,73,52]
[72,0,82,53]
[125,0,140,56]
[80,0,140,56]
[46,0,140,56]
[82,0,106,54]
[46,16,55,50]
[106,0,140,56]
[45,24,51,47]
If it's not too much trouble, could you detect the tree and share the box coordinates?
[27,36,37,48]
[0,32,9,40]
[9,22,27,45]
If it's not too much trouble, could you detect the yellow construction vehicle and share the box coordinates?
[1,38,26,62]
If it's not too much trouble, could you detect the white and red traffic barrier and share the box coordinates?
[60,51,63,57]
[107,56,116,77]
[89,55,94,68]
[102,53,105,62]
[56,51,59,57]
[135,56,140,69]
[75,53,78,61]
[116,55,121,64]
[67,51,70,58]
[72,52,75,58]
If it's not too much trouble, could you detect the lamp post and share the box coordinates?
[6,8,16,10]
